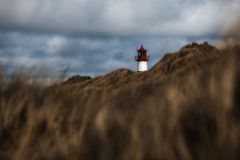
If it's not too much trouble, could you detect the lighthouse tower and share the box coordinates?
[135,44,149,72]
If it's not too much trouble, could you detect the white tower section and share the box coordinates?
[138,61,148,71]
[135,44,149,72]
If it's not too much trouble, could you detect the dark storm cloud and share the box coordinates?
[0,31,193,76]
[0,0,239,76]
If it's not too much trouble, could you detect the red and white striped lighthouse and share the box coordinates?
[135,44,149,72]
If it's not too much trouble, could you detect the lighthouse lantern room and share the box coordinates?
[135,44,149,72]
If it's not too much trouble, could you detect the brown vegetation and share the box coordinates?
[0,42,240,160]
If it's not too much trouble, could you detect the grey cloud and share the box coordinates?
[0,0,239,76]
[0,0,236,37]
[218,0,240,40]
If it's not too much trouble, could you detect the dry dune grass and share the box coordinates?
[0,42,240,160]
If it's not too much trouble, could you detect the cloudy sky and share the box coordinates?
[0,0,239,77]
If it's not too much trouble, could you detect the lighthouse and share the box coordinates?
[135,44,149,72]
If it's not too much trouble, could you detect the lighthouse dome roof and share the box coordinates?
[137,44,147,52]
